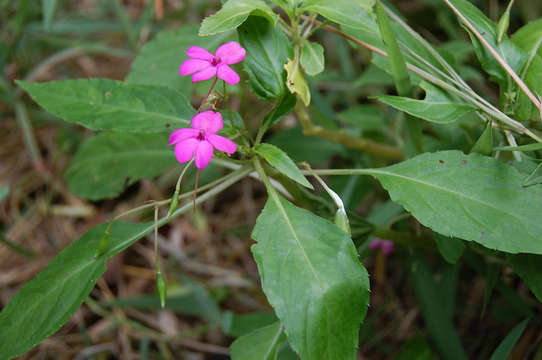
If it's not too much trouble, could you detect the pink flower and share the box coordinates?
[368,238,395,255]
[169,110,237,169]
[179,41,246,85]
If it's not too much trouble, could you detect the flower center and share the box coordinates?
[197,130,206,141]
[211,56,221,66]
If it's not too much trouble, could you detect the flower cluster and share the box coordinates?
[171,41,246,168]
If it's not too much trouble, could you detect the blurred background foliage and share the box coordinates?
[1,0,542,359]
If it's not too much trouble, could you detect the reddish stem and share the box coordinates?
[197,77,219,113]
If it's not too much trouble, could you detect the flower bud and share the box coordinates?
[334,209,351,236]
[156,272,167,308]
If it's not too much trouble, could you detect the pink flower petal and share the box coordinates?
[191,66,217,82]
[186,46,214,61]
[179,59,211,76]
[169,128,199,145]
[207,134,237,154]
[381,241,395,255]
[367,239,382,250]
[217,65,240,85]
[174,138,199,163]
[190,111,223,133]
[215,41,246,64]
[194,140,214,169]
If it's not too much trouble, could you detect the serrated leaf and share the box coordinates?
[300,41,325,76]
[374,81,476,124]
[0,221,151,359]
[17,79,194,132]
[508,253,542,301]
[300,0,375,30]
[489,319,529,360]
[284,59,310,106]
[230,322,286,360]
[65,132,175,201]
[254,143,312,189]
[238,16,291,100]
[126,26,231,93]
[251,193,370,360]
[199,0,277,36]
[365,151,542,254]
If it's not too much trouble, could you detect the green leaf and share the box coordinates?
[251,193,370,360]
[448,0,526,87]
[300,0,375,30]
[489,319,529,360]
[284,59,310,106]
[395,336,434,360]
[375,0,411,97]
[470,121,493,155]
[374,81,476,124]
[300,41,325,76]
[512,19,542,56]
[238,16,291,100]
[17,79,194,132]
[511,19,542,121]
[126,26,231,93]
[408,254,468,360]
[508,254,542,301]
[42,0,57,31]
[199,0,277,36]
[262,92,297,128]
[434,233,466,264]
[65,133,175,200]
[230,322,286,360]
[522,163,542,187]
[0,221,151,359]
[222,311,278,337]
[254,143,312,189]
[365,151,542,254]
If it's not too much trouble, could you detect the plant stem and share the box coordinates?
[197,77,218,113]
[294,100,405,160]
[314,20,542,142]
[106,167,252,257]
[442,0,541,110]
[112,167,247,221]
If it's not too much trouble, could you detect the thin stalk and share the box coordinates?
[113,167,247,221]
[313,20,541,142]
[382,3,470,89]
[106,167,252,257]
[442,0,542,110]
[15,101,42,167]
[197,77,218,113]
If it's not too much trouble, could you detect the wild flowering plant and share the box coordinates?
[3,0,542,359]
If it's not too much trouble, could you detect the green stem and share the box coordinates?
[113,167,247,221]
[107,167,252,257]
